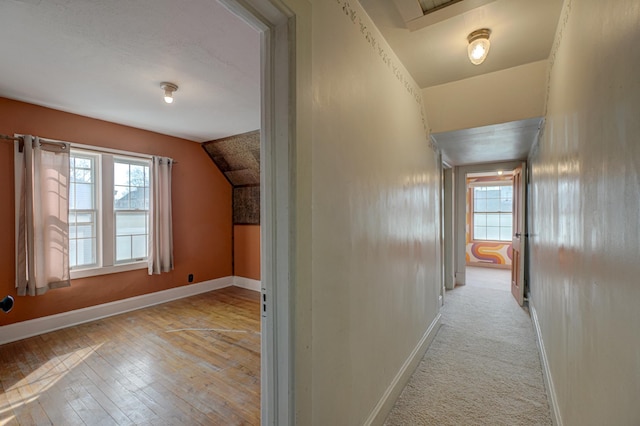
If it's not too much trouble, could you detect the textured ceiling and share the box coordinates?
[202,130,260,187]
[0,0,260,142]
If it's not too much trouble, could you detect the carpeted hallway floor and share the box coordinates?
[385,267,552,425]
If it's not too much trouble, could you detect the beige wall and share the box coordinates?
[309,1,441,424]
[423,60,547,133]
[529,0,640,424]
[0,97,232,326]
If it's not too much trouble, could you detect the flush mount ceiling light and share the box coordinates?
[467,28,491,65]
[160,82,178,104]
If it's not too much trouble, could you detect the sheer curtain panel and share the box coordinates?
[16,135,71,296]
[148,156,174,274]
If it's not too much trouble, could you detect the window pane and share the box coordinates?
[69,184,76,208]
[130,165,145,186]
[474,198,487,212]
[116,212,147,236]
[76,224,94,238]
[130,188,145,209]
[76,212,94,223]
[486,227,500,240]
[501,213,513,227]
[501,186,513,200]
[114,186,130,209]
[76,238,96,266]
[114,162,130,186]
[486,213,500,227]
[474,213,486,226]
[474,187,487,199]
[69,239,77,268]
[486,187,500,198]
[74,168,92,183]
[75,158,91,169]
[75,183,93,209]
[486,198,500,211]
[474,226,486,240]
[116,236,132,261]
[132,235,147,258]
[500,226,513,241]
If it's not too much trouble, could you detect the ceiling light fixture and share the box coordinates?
[160,82,178,104]
[467,28,491,65]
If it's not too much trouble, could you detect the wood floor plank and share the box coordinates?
[0,286,261,425]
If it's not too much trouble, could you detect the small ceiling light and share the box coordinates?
[497,170,503,175]
[160,82,178,104]
[467,28,491,65]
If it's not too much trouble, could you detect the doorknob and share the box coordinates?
[515,233,521,237]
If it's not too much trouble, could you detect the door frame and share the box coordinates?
[453,161,524,286]
[218,1,295,425]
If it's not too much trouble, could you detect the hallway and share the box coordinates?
[385,267,551,425]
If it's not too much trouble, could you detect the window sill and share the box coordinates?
[70,261,147,279]
[471,239,512,244]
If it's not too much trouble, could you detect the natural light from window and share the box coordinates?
[473,185,513,241]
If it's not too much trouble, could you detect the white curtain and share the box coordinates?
[148,156,174,274]
[16,135,71,296]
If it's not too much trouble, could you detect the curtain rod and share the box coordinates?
[2,134,177,163]
[1,134,22,142]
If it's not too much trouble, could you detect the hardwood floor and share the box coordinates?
[0,286,261,425]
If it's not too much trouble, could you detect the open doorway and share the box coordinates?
[464,170,514,292]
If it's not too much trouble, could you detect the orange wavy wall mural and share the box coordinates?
[466,175,513,268]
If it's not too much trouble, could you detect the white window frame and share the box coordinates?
[69,144,152,279]
[471,182,513,243]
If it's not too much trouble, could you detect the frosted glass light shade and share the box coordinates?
[467,29,492,65]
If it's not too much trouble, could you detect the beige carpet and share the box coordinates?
[385,273,552,425]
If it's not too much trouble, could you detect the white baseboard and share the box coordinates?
[0,276,234,346]
[364,313,442,426]
[233,276,261,292]
[530,300,563,426]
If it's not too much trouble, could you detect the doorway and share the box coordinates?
[220,1,295,424]
[452,160,527,306]
[464,170,514,291]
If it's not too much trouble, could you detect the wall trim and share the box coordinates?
[530,299,563,426]
[365,313,442,426]
[0,276,234,345]
[234,276,262,292]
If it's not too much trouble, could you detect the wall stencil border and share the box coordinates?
[334,0,436,151]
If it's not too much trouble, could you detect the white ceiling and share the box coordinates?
[0,0,260,143]
[360,0,564,88]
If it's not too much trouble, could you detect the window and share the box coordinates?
[472,185,513,241]
[69,153,99,268]
[114,159,150,263]
[69,149,151,277]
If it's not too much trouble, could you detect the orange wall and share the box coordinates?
[0,97,232,325]
[233,225,260,280]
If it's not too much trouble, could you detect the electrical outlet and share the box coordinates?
[188,274,194,283]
